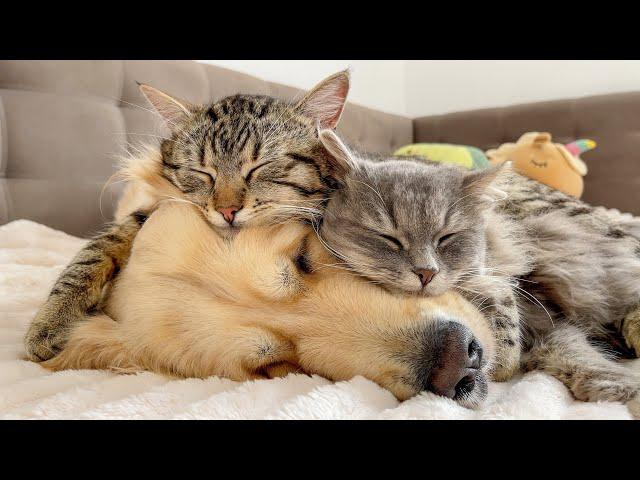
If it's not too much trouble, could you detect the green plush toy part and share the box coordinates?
[394,143,490,170]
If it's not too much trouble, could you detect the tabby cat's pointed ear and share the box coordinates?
[138,83,194,130]
[318,129,355,180]
[296,70,350,130]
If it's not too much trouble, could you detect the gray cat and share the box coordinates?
[317,129,640,411]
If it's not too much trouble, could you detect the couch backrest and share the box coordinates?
[2,60,638,235]
[413,92,640,215]
[0,60,412,236]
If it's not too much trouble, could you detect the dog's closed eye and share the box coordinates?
[293,237,312,274]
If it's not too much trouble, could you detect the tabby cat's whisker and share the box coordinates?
[115,132,176,143]
[114,97,199,146]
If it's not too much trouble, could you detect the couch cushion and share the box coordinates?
[0,60,123,101]
[0,89,126,180]
[2,178,119,237]
[0,98,6,178]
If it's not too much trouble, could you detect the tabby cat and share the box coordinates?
[316,129,640,408]
[25,70,351,362]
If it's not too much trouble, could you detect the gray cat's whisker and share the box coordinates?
[512,285,555,326]
[313,226,375,271]
[315,237,375,270]
[350,179,387,210]
[313,262,356,273]
[477,304,501,314]
[449,190,485,209]
[454,285,484,297]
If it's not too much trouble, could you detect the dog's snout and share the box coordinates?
[427,321,483,400]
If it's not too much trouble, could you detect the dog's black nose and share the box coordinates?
[427,321,483,399]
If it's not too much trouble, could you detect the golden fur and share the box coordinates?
[44,201,495,401]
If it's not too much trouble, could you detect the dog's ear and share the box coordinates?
[318,129,356,183]
[138,83,194,130]
[295,70,350,130]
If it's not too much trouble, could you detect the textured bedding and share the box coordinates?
[1,219,637,420]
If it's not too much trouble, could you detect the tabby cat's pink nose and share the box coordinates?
[217,206,240,225]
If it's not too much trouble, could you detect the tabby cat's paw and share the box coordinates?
[622,306,640,357]
[490,346,521,382]
[24,323,67,362]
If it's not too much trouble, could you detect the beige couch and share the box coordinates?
[1,60,638,236]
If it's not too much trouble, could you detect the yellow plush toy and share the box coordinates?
[486,132,596,198]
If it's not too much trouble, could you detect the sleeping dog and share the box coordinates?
[43,201,496,408]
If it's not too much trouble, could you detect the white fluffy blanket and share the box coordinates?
[1,219,637,420]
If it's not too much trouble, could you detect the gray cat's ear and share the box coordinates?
[138,83,194,130]
[295,70,350,130]
[462,164,510,205]
[318,129,356,180]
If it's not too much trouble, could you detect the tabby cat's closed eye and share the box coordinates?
[245,161,275,184]
[190,169,215,185]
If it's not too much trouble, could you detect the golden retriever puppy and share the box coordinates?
[44,202,496,407]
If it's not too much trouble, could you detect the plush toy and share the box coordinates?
[394,143,490,170]
[486,132,596,198]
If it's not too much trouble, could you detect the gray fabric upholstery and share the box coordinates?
[0,60,412,236]
[0,97,6,177]
[0,60,638,236]
[413,92,640,215]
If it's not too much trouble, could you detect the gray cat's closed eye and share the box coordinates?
[379,234,404,250]
[436,232,457,246]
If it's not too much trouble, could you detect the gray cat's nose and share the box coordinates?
[414,268,437,286]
